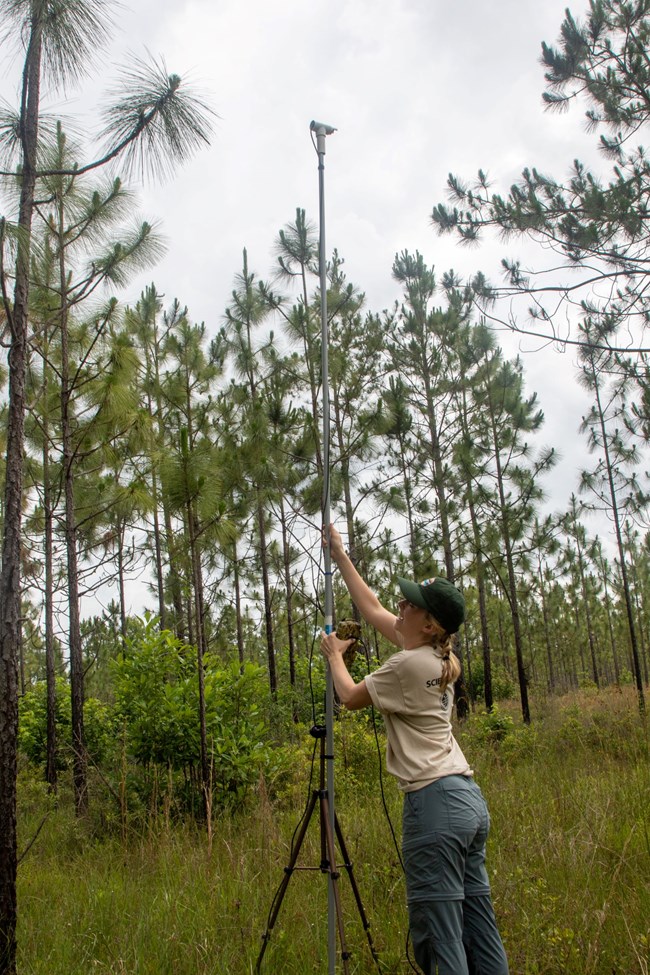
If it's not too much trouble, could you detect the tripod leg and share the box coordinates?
[334,814,383,969]
[320,791,352,975]
[255,789,319,974]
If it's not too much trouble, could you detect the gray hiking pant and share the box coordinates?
[402,775,509,975]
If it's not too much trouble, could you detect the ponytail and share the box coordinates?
[426,615,462,694]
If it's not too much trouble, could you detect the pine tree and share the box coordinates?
[261,351,313,698]
[124,287,172,628]
[471,351,556,723]
[562,496,601,687]
[431,0,650,353]
[326,253,385,606]
[0,3,213,966]
[453,324,500,709]
[375,376,423,575]
[24,125,159,814]
[528,516,562,694]
[273,209,322,473]
[577,324,647,710]
[390,252,465,581]
[217,250,281,694]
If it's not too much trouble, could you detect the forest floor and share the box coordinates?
[15,686,650,974]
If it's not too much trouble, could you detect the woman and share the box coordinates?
[320,525,508,975]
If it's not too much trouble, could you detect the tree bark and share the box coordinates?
[0,15,43,971]
[58,198,88,816]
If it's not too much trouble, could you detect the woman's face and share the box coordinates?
[395,597,431,649]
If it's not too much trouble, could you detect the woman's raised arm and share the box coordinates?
[325,524,400,647]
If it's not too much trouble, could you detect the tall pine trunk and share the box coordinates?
[488,401,530,724]
[593,373,645,712]
[0,17,43,972]
[278,496,297,694]
[42,362,58,791]
[538,566,556,693]
[232,540,245,667]
[58,199,88,815]
[186,497,209,817]
[257,496,277,696]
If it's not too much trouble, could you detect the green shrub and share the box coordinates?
[467,660,515,703]
[112,616,274,809]
[471,705,515,743]
[18,677,114,769]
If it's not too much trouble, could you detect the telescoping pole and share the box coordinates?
[310,118,337,975]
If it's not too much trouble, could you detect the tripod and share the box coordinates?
[256,724,381,974]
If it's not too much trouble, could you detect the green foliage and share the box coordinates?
[80,610,124,703]
[432,0,650,356]
[112,615,274,807]
[18,677,114,769]
[468,660,515,703]
[470,705,515,743]
[333,710,385,798]
[272,645,327,728]
[13,688,650,974]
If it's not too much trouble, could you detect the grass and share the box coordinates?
[15,687,650,974]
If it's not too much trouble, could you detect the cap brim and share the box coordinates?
[397,577,427,610]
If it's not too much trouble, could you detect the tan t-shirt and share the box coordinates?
[364,644,472,793]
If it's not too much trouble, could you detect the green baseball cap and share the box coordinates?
[397,575,466,634]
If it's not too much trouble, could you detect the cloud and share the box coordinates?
[1,0,624,581]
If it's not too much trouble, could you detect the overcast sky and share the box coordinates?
[2,0,618,571]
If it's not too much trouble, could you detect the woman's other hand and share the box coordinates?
[319,630,354,662]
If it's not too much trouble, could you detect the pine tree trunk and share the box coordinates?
[576,538,599,688]
[593,377,645,712]
[153,376,185,639]
[0,15,43,972]
[62,379,88,815]
[538,567,555,693]
[257,497,277,696]
[628,557,649,685]
[422,370,455,581]
[116,520,128,644]
[489,408,530,724]
[165,506,186,641]
[298,271,322,478]
[59,203,87,816]
[43,394,57,792]
[279,497,297,691]
[232,541,245,668]
[149,464,167,629]
[421,371,470,719]
[467,487,493,710]
[187,502,209,818]
[571,604,583,676]
[333,385,361,626]
[602,574,620,686]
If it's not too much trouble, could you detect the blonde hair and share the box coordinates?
[426,614,462,694]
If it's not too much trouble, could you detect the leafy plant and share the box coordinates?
[112,615,274,809]
[18,678,114,770]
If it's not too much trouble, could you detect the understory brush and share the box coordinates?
[16,687,650,974]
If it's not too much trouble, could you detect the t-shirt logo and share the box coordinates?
[441,691,449,710]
